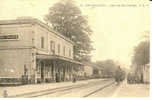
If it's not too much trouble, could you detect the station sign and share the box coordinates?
[0,34,19,40]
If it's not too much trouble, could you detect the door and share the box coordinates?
[41,62,45,82]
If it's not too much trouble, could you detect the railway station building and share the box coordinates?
[0,18,83,84]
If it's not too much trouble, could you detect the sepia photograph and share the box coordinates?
[0,0,150,98]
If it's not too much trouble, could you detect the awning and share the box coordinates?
[36,54,83,65]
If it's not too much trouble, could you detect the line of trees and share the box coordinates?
[128,31,150,83]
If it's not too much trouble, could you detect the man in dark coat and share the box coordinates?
[115,66,122,85]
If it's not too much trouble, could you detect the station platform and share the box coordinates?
[0,79,108,98]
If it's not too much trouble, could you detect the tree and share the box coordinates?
[45,0,93,62]
[132,41,150,83]
[132,41,150,66]
[130,31,150,76]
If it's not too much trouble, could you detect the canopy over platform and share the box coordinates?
[36,54,83,65]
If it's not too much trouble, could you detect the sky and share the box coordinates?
[0,0,150,69]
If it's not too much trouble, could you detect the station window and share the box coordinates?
[24,65,28,75]
[58,44,60,55]
[69,49,71,57]
[63,46,66,56]
[41,37,44,48]
[50,41,55,54]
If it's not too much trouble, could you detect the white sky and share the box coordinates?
[0,0,150,69]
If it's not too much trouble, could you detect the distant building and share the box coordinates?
[0,18,83,84]
[82,62,103,78]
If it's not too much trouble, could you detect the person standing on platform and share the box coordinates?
[115,66,121,85]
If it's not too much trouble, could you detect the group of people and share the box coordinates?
[72,66,125,84]
[114,66,126,85]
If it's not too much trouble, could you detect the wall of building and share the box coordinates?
[0,23,35,78]
[0,24,34,47]
[0,19,74,60]
[34,24,73,59]
[0,49,33,78]
[0,18,74,83]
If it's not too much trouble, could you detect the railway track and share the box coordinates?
[83,81,115,97]
[8,79,115,98]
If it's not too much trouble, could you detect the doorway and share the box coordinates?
[41,62,45,82]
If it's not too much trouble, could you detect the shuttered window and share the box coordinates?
[41,37,44,48]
